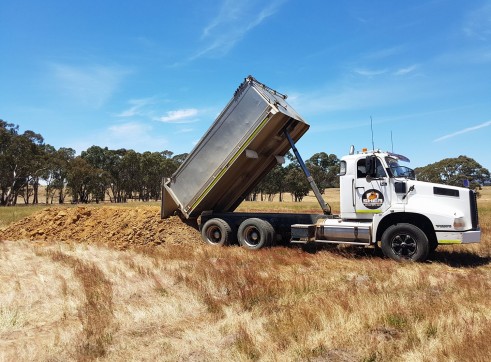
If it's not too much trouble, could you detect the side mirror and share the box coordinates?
[365,155,377,178]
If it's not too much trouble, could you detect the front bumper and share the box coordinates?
[436,229,481,244]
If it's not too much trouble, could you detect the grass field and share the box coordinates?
[0,188,490,361]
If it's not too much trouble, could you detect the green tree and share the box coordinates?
[284,165,310,202]
[40,144,57,204]
[306,152,340,192]
[257,164,286,201]
[23,131,47,204]
[171,153,188,166]
[415,156,490,189]
[140,151,179,201]
[53,147,76,203]
[67,157,107,203]
[81,146,125,202]
[0,120,45,205]
[119,150,141,200]
[81,146,113,202]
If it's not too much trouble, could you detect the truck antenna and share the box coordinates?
[391,130,394,153]
[370,116,375,151]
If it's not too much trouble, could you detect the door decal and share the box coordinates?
[362,189,384,209]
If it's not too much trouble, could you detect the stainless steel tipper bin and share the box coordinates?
[162,76,310,219]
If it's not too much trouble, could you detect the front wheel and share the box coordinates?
[429,239,438,253]
[381,223,429,262]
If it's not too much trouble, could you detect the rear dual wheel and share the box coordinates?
[237,218,275,250]
[201,217,275,250]
[201,218,232,246]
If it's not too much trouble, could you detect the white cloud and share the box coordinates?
[289,80,421,115]
[353,64,418,77]
[434,120,491,142]
[72,121,169,153]
[436,47,491,65]
[463,3,491,41]
[158,108,199,123]
[394,64,418,76]
[116,97,158,118]
[363,45,406,60]
[49,63,130,108]
[176,127,195,134]
[108,122,150,137]
[353,68,387,77]
[193,0,285,59]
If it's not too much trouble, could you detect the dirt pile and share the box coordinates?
[0,206,201,248]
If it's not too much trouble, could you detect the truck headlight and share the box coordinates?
[453,216,466,230]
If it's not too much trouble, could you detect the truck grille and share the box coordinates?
[469,190,479,229]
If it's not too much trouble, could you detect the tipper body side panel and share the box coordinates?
[162,77,309,219]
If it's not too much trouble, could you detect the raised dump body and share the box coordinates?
[162,76,309,219]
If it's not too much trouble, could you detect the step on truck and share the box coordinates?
[162,76,481,262]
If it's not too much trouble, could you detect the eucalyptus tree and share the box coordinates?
[140,151,169,201]
[66,156,107,203]
[0,120,44,205]
[284,164,310,202]
[415,156,490,189]
[49,147,77,203]
[306,152,340,192]
[257,164,287,201]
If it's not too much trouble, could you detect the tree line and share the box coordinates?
[250,152,340,202]
[1,120,489,206]
[0,120,186,205]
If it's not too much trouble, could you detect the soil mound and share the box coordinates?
[0,206,201,248]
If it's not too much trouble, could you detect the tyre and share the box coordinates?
[429,239,438,253]
[237,218,275,250]
[381,223,429,262]
[201,218,232,246]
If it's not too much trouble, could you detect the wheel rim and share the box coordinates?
[206,226,222,244]
[243,226,261,247]
[391,233,417,258]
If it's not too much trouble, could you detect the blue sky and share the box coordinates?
[1,0,491,170]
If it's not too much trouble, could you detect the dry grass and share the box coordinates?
[159,245,491,361]
[236,188,341,214]
[0,187,490,361]
[48,251,114,359]
[0,205,47,229]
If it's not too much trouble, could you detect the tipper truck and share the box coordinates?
[162,76,481,262]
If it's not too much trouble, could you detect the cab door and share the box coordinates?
[354,156,391,218]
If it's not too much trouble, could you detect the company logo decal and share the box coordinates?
[362,189,384,209]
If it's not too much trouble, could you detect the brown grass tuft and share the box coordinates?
[234,323,261,361]
[48,251,114,360]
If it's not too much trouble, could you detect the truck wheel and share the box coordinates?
[429,239,438,253]
[381,223,429,262]
[201,218,232,246]
[238,218,274,250]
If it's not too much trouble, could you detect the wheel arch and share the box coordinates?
[376,212,437,245]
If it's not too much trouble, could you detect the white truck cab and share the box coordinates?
[325,148,481,260]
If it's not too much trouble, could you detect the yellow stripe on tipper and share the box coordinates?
[356,210,382,214]
[439,239,462,244]
[188,116,271,212]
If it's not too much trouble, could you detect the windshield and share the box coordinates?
[385,157,415,179]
